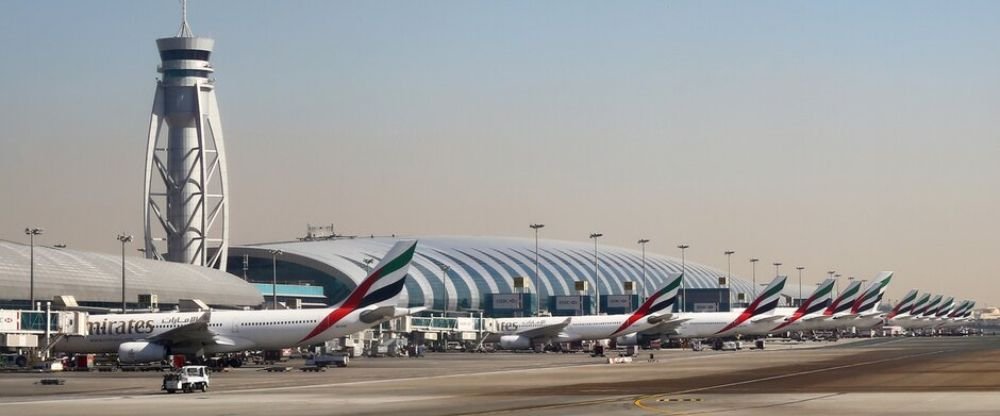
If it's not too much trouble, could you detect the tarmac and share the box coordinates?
[1,336,998,415]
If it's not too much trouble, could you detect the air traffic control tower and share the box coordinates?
[143,4,229,270]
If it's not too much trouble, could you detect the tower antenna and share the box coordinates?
[177,0,194,37]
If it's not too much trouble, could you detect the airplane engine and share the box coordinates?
[615,333,639,346]
[499,335,532,350]
[117,341,168,363]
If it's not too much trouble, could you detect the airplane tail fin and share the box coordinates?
[886,289,919,320]
[639,273,683,314]
[771,278,834,332]
[947,300,970,318]
[610,273,683,337]
[850,271,893,314]
[961,301,976,318]
[825,280,863,316]
[919,295,944,317]
[908,293,932,316]
[933,297,955,318]
[799,278,836,316]
[299,241,417,344]
[342,240,418,310]
[746,275,788,317]
[713,275,786,335]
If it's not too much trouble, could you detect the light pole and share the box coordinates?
[828,270,836,296]
[796,266,805,307]
[590,233,603,314]
[117,233,133,312]
[638,239,650,302]
[24,227,43,310]
[677,244,689,312]
[750,258,759,300]
[269,249,283,309]
[530,224,545,316]
[439,263,451,314]
[773,262,782,305]
[724,251,734,307]
[242,254,249,280]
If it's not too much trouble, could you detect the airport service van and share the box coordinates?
[162,366,210,393]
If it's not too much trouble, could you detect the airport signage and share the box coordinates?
[555,296,582,310]
[0,312,17,332]
[492,294,522,310]
[455,318,477,332]
[693,303,718,312]
[606,295,632,309]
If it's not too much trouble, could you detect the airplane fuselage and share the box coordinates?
[669,312,760,338]
[53,307,374,355]
[494,313,661,344]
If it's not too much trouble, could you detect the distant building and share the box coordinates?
[975,307,1000,320]
[0,241,262,309]
[229,236,761,315]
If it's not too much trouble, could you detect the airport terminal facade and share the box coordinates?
[229,236,759,316]
[0,240,263,310]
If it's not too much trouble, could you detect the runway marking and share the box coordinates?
[634,348,950,414]
[225,347,846,395]
[0,340,904,408]
[0,396,129,406]
[0,361,614,407]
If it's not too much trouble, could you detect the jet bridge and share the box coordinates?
[0,309,89,351]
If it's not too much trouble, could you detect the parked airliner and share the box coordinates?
[53,240,419,363]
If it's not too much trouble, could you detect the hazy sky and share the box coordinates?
[2,1,998,305]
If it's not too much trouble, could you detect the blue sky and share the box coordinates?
[2,1,999,304]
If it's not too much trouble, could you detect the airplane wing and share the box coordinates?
[803,315,831,322]
[750,315,785,324]
[148,311,217,345]
[832,313,859,320]
[394,306,427,318]
[361,304,429,323]
[646,313,673,325]
[642,317,691,335]
[360,305,398,324]
[516,318,572,340]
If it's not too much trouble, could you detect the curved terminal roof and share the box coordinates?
[0,240,263,307]
[232,236,760,309]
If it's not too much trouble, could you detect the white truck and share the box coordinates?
[162,365,210,393]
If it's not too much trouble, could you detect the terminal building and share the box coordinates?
[0,240,262,310]
[229,236,765,316]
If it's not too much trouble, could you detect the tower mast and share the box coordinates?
[143,0,230,270]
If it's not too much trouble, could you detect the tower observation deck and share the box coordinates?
[143,5,229,270]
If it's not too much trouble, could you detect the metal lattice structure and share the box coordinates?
[142,17,229,270]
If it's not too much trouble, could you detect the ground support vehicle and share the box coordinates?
[162,365,210,394]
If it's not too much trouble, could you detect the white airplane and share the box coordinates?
[897,294,944,331]
[765,278,837,334]
[490,273,683,350]
[886,292,930,327]
[916,296,955,330]
[938,301,976,330]
[926,297,958,329]
[650,275,788,339]
[830,272,894,331]
[883,289,920,326]
[53,240,420,363]
[792,279,866,332]
[934,300,968,328]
